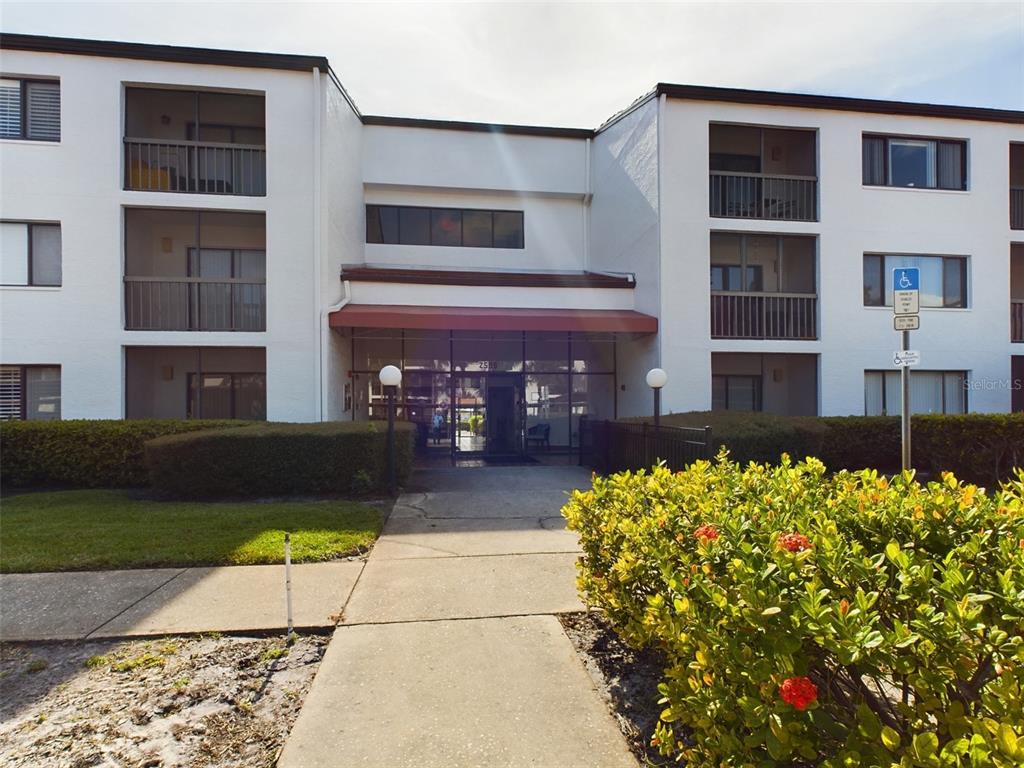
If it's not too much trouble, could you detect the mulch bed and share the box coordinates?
[559,611,671,767]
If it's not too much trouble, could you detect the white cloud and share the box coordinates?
[1,1,1020,125]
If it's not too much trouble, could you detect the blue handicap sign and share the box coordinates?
[893,267,920,292]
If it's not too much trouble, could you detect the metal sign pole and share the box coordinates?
[901,329,911,472]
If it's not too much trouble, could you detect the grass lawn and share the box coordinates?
[1,489,383,573]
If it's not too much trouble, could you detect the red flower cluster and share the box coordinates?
[779,676,818,710]
[778,532,812,552]
[694,524,720,542]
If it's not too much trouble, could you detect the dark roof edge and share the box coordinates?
[655,83,1024,125]
[0,33,330,73]
[362,115,594,139]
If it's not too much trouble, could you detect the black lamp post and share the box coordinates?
[379,365,402,495]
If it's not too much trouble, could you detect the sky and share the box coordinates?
[1,1,1021,128]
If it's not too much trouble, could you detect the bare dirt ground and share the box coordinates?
[559,611,670,767]
[0,633,328,768]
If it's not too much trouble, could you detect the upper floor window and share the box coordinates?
[863,253,967,308]
[863,134,966,190]
[123,87,266,196]
[0,78,60,141]
[0,222,61,286]
[0,365,61,420]
[710,233,816,293]
[366,206,524,249]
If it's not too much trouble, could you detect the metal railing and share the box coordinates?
[710,172,818,221]
[579,418,713,474]
[711,292,818,339]
[1012,187,1024,230]
[124,138,266,196]
[125,277,266,331]
[1013,301,1024,343]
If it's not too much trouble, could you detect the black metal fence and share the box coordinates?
[579,418,714,474]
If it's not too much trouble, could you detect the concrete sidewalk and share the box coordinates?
[279,465,638,768]
[0,561,362,641]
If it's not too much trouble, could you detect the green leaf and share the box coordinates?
[996,724,1018,758]
[761,606,782,616]
[881,725,901,752]
[913,732,938,759]
[885,540,901,563]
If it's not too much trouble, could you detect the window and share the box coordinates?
[187,372,266,419]
[0,78,60,141]
[366,206,524,249]
[0,365,61,420]
[712,374,762,411]
[864,370,966,416]
[862,134,966,190]
[863,254,967,308]
[0,222,61,286]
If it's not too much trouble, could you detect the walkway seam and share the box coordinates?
[340,609,582,628]
[372,549,580,561]
[82,567,189,639]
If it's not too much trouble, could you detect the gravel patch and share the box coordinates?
[559,611,670,767]
[0,633,328,767]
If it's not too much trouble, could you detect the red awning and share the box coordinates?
[329,304,657,333]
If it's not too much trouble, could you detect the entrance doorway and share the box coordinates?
[485,374,523,456]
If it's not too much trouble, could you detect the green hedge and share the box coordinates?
[564,457,1024,766]
[0,419,251,488]
[145,421,415,498]
[646,412,1024,486]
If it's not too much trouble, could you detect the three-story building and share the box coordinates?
[1,34,1021,459]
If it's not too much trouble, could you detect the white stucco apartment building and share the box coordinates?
[2,34,1022,460]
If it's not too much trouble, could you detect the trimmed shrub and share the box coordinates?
[564,457,1024,767]
[0,419,251,488]
[145,421,415,498]
[647,412,1024,486]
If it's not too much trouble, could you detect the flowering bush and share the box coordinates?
[563,454,1024,767]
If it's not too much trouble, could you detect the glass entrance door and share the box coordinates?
[485,374,523,456]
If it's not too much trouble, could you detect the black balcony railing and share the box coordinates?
[711,292,817,340]
[125,277,266,331]
[1013,301,1024,343]
[124,138,266,196]
[710,172,818,222]
[1012,187,1024,230]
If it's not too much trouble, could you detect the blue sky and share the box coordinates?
[1,1,1021,126]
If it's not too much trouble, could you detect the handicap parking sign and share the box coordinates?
[893,267,920,316]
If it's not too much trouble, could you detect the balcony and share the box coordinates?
[123,87,265,196]
[1014,245,1023,342]
[1013,302,1023,343]
[124,209,266,332]
[709,123,818,222]
[710,232,818,340]
[1012,187,1023,231]
[711,292,817,340]
[124,277,266,331]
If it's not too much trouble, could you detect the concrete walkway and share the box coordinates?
[279,465,638,768]
[0,561,362,641]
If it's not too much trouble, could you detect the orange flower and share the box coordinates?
[694,524,720,542]
[779,676,817,710]
[839,599,850,615]
[778,532,812,552]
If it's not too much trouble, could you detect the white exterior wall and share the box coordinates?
[657,97,1024,416]
[0,49,361,421]
[362,125,588,273]
[588,98,661,417]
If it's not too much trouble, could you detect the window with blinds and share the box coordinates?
[0,222,62,286]
[862,134,966,190]
[0,78,60,141]
[864,370,966,416]
[0,365,61,420]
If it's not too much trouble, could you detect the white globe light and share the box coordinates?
[379,364,403,387]
[646,367,668,390]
